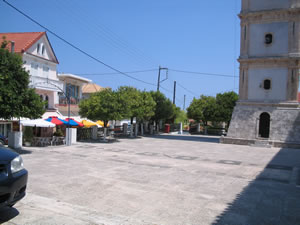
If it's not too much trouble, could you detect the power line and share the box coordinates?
[77,69,158,76]
[53,0,159,68]
[3,0,157,88]
[176,82,199,97]
[169,69,238,78]
[160,85,173,94]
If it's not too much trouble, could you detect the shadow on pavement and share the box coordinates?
[146,134,220,143]
[0,207,19,223]
[15,148,33,155]
[212,147,300,225]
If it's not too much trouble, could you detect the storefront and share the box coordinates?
[0,122,12,138]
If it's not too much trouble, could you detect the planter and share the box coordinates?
[24,141,31,147]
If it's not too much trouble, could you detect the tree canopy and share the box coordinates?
[216,91,239,125]
[117,86,142,123]
[187,92,238,127]
[150,91,174,123]
[79,89,123,127]
[79,87,179,127]
[0,39,45,119]
[187,95,217,125]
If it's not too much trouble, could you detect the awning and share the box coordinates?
[95,120,104,127]
[65,118,84,127]
[45,116,68,126]
[20,119,55,128]
[81,119,99,128]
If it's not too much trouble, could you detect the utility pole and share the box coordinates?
[183,95,186,110]
[157,66,161,91]
[157,66,168,92]
[173,81,176,104]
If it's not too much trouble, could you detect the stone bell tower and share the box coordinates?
[222,0,300,148]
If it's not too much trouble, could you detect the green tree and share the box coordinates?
[79,89,123,127]
[138,91,156,122]
[117,86,142,124]
[215,91,239,128]
[187,95,217,126]
[174,109,188,124]
[0,39,45,119]
[150,91,174,125]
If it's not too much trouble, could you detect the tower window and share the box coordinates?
[265,33,273,45]
[263,79,271,90]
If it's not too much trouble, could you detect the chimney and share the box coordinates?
[11,41,15,53]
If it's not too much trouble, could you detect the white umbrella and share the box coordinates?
[20,119,56,128]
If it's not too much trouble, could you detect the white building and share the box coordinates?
[0,32,63,137]
[1,32,62,111]
[222,0,300,148]
[57,73,91,117]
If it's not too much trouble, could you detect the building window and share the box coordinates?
[265,33,273,45]
[42,45,45,55]
[43,66,49,78]
[37,43,40,54]
[66,83,79,98]
[263,79,271,90]
[31,63,38,76]
[45,95,49,109]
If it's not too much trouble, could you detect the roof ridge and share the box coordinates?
[0,31,44,34]
[24,32,45,51]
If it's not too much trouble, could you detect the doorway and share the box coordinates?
[259,112,270,138]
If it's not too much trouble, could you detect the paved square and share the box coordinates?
[1,134,300,225]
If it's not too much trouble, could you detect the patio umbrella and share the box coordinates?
[65,118,84,127]
[95,120,105,127]
[45,116,68,126]
[20,119,55,128]
[81,119,98,128]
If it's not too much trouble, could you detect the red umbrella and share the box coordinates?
[45,116,67,126]
[65,118,84,127]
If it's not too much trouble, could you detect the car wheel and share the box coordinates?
[0,139,5,146]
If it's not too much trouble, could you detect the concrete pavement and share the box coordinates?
[1,134,300,224]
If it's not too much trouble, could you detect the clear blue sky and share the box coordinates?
[0,0,241,109]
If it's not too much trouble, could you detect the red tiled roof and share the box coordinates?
[0,32,59,64]
[0,32,45,53]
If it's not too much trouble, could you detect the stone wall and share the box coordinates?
[227,103,300,143]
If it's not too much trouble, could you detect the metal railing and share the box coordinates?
[59,96,80,105]
[30,76,63,91]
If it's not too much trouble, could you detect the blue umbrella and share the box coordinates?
[45,116,68,126]
[65,118,81,126]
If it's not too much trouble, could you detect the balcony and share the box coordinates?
[30,76,63,92]
[58,96,81,105]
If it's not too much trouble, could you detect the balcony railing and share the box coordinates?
[30,76,63,91]
[59,96,81,105]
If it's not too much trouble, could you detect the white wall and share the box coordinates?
[27,35,56,63]
[249,22,289,57]
[35,89,58,108]
[248,0,290,11]
[23,54,57,81]
[248,68,287,101]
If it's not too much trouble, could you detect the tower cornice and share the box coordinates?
[238,57,300,68]
[239,8,300,24]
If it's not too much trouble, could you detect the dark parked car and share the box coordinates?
[0,147,28,208]
[0,135,8,146]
